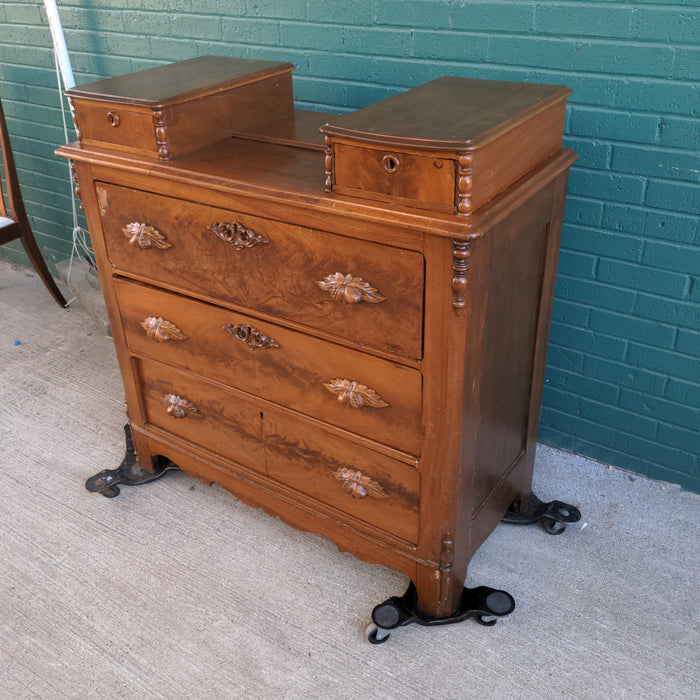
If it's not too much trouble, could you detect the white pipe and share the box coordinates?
[43,0,75,90]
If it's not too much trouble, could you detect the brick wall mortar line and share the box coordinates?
[541,405,700,466]
[572,164,700,188]
[640,177,650,204]
[686,277,696,301]
[571,134,698,157]
[547,366,622,401]
[549,325,632,362]
[671,327,682,350]
[533,0,697,9]
[305,52,700,85]
[579,394,667,431]
[600,200,699,222]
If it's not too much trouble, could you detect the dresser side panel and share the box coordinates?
[516,167,572,502]
[469,100,566,213]
[466,175,567,556]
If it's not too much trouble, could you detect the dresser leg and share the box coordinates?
[85,424,179,498]
[502,492,581,534]
[366,581,514,644]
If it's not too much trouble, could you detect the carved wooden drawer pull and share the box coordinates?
[316,273,386,304]
[224,323,279,349]
[123,222,172,250]
[323,379,388,408]
[207,222,269,250]
[141,317,187,343]
[163,394,200,419]
[331,467,390,499]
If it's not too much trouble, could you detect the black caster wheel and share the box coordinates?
[545,519,567,535]
[475,614,497,626]
[101,484,121,498]
[366,623,391,645]
[475,590,513,626]
[372,601,402,629]
[366,582,515,643]
[85,425,179,498]
[502,493,581,534]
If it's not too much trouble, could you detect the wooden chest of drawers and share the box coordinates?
[59,57,576,627]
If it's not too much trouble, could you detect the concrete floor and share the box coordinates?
[1,261,699,699]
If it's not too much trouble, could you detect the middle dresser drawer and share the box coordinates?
[114,278,422,456]
[96,181,424,360]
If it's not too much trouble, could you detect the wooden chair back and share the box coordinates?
[0,95,67,306]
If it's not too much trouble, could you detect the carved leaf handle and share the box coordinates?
[207,222,269,250]
[141,317,187,343]
[224,323,279,349]
[323,379,388,408]
[316,273,386,304]
[163,394,200,419]
[331,467,390,499]
[123,222,172,250]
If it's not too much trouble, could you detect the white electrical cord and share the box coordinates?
[53,50,95,307]
[47,1,95,305]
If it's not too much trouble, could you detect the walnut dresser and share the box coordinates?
[59,56,579,642]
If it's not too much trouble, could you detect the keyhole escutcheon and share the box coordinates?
[382,154,401,174]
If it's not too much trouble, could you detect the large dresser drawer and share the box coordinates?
[97,182,424,359]
[115,278,422,455]
[138,359,419,543]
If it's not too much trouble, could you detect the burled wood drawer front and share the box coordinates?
[115,278,422,455]
[263,409,419,544]
[97,182,424,359]
[333,142,456,212]
[139,358,266,473]
[138,359,419,543]
[74,102,156,157]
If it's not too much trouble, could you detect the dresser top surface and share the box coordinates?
[321,77,571,150]
[65,55,295,107]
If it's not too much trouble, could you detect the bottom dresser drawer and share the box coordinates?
[137,359,420,543]
[139,357,266,473]
[263,411,420,544]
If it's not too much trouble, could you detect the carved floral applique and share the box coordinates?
[224,323,279,349]
[163,394,200,419]
[141,317,187,343]
[316,273,385,304]
[123,222,172,250]
[323,379,388,408]
[331,467,390,499]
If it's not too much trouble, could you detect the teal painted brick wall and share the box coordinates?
[1,0,698,491]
